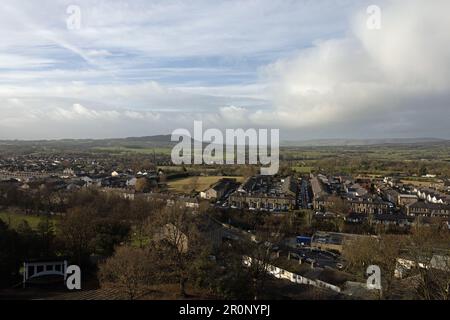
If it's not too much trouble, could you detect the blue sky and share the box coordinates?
[0,0,449,140]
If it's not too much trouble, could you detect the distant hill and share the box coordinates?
[122,135,173,142]
[0,135,175,153]
[0,136,448,150]
[280,138,448,147]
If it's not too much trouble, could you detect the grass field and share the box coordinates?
[167,176,245,193]
[281,144,450,161]
[400,179,443,188]
[93,146,172,155]
[291,166,314,173]
[0,212,56,230]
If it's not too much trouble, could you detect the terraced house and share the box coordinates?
[349,197,390,215]
[406,201,450,217]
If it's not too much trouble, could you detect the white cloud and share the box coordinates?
[0,54,56,69]
[0,0,449,139]
[256,0,450,138]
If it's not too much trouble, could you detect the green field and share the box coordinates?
[291,166,314,174]
[93,146,172,155]
[0,212,56,230]
[281,143,450,162]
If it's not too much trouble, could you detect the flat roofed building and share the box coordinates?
[311,231,376,254]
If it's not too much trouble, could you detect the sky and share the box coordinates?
[0,0,449,140]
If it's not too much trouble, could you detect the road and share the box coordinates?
[298,178,312,209]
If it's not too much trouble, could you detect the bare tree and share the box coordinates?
[130,198,163,248]
[150,202,202,297]
[58,206,96,266]
[376,235,408,297]
[98,245,155,300]
[342,236,379,279]
[342,231,449,299]
[245,215,288,300]
[135,178,149,193]
[407,226,450,300]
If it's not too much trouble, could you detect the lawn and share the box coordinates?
[167,176,244,193]
[292,166,314,174]
[0,212,56,230]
